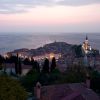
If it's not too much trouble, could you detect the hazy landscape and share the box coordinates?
[0,0,100,100]
[0,33,100,54]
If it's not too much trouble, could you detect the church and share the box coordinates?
[82,35,92,55]
[82,35,92,66]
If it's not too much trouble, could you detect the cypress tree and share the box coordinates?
[35,61,40,73]
[0,55,5,70]
[42,58,49,73]
[15,53,19,74]
[50,57,56,72]
[18,58,22,75]
[31,58,35,69]
[8,55,18,75]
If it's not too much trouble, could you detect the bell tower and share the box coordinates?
[82,35,91,54]
[82,35,91,66]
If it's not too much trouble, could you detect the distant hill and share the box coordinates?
[9,42,74,56]
[29,42,73,56]
[8,41,99,58]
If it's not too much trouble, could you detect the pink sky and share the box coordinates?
[0,3,100,33]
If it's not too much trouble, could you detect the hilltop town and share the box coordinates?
[5,38,100,72]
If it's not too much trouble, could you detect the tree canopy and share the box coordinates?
[0,76,27,100]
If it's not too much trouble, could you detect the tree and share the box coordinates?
[0,76,27,100]
[23,58,31,65]
[49,69,61,84]
[50,57,56,72]
[18,58,22,75]
[12,55,19,75]
[73,45,83,57]
[12,55,19,74]
[31,58,35,67]
[5,55,19,74]
[58,65,87,84]
[21,69,39,92]
[34,61,40,73]
[42,58,49,73]
[0,55,5,70]
[90,70,100,93]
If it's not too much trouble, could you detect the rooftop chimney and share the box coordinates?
[36,82,41,100]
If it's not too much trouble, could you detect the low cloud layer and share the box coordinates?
[0,0,100,14]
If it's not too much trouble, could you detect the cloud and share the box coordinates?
[0,4,29,14]
[56,0,100,6]
[0,0,100,14]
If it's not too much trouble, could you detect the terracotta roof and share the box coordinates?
[62,92,84,100]
[38,83,100,100]
[41,84,73,100]
[69,83,100,100]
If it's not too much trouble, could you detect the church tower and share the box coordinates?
[85,35,88,44]
[82,35,91,54]
[82,35,92,66]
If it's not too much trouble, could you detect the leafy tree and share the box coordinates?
[58,65,87,84]
[38,68,61,86]
[5,55,19,74]
[6,54,22,75]
[38,73,50,85]
[30,59,40,73]
[50,57,56,72]
[73,45,83,57]
[0,76,27,100]
[42,58,49,73]
[20,69,39,92]
[49,69,61,84]
[23,58,31,65]
[90,70,100,93]
[5,57,12,64]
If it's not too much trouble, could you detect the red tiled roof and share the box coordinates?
[38,83,100,100]
[62,92,84,100]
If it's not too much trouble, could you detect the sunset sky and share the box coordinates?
[0,0,100,34]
